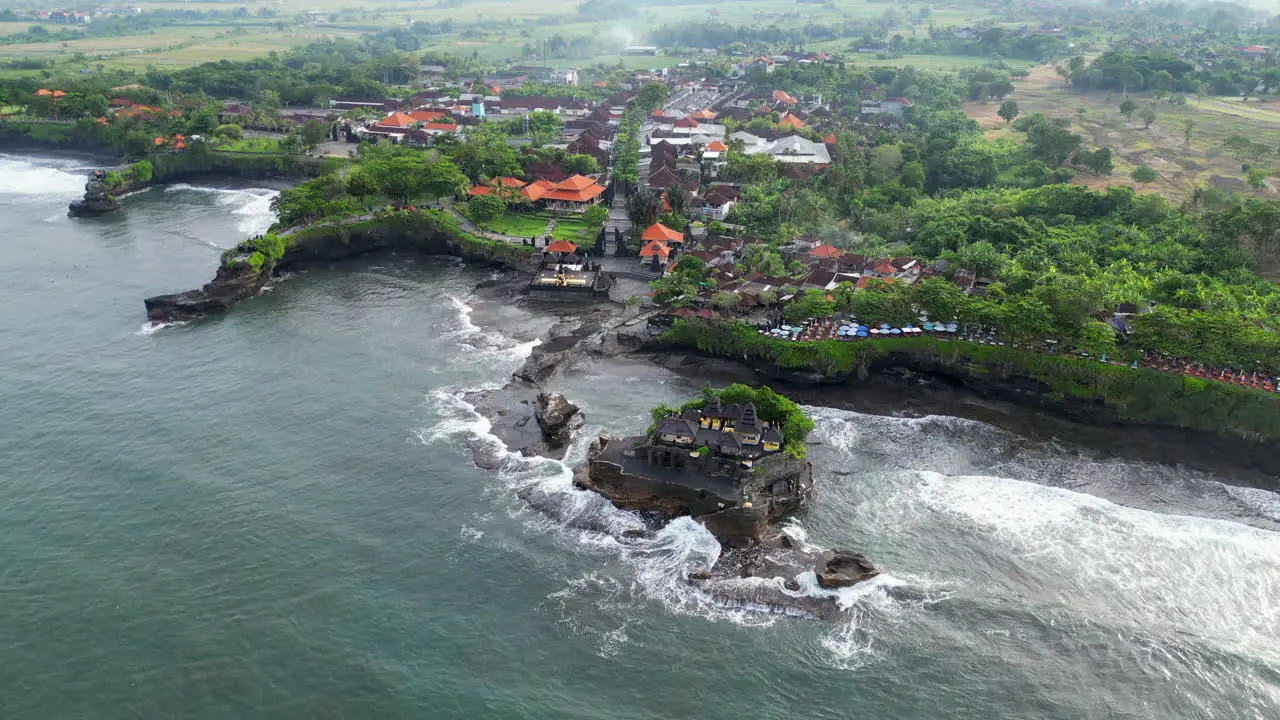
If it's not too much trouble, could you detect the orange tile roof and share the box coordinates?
[779,113,806,129]
[640,240,670,257]
[424,122,459,132]
[772,90,798,104]
[809,244,842,258]
[409,110,445,122]
[823,132,837,144]
[543,185,605,203]
[521,176,604,203]
[642,223,683,243]
[705,140,727,152]
[491,176,527,188]
[468,186,494,196]
[690,108,717,120]
[520,179,554,201]
[381,111,418,127]
[556,174,597,191]
[544,239,579,253]
[34,89,53,96]
[52,90,66,98]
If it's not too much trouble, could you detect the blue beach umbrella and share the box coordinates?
[891,328,902,334]
[857,330,868,337]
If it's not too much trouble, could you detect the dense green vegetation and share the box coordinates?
[649,384,814,459]
[694,59,1280,376]
[659,319,1280,441]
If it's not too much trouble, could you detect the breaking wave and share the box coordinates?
[163,184,278,235]
[804,405,1280,669]
[417,298,920,661]
[0,155,87,198]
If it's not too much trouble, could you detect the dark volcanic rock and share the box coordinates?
[535,392,582,449]
[145,260,271,323]
[815,549,879,589]
[67,173,120,217]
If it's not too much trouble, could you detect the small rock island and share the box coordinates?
[576,384,879,611]
[67,169,121,218]
[580,391,812,547]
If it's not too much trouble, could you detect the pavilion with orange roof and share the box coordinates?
[518,174,606,212]
[641,222,683,244]
[468,176,528,197]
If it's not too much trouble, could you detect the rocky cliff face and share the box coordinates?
[143,214,533,323]
[144,258,271,322]
[67,171,122,217]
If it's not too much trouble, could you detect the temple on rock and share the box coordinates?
[652,398,784,460]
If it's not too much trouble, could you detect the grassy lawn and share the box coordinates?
[482,212,548,237]
[214,137,282,154]
[549,219,598,243]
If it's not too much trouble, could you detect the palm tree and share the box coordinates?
[626,189,662,229]
[666,185,689,219]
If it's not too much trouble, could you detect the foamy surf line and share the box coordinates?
[422,385,924,655]
[137,320,188,336]
[892,470,1280,663]
[0,157,88,197]
[163,184,279,235]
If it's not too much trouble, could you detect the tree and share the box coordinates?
[345,169,378,200]
[1119,99,1136,122]
[562,154,599,174]
[1074,147,1113,176]
[783,290,836,323]
[466,194,505,223]
[213,123,243,141]
[997,99,1020,124]
[636,82,668,111]
[300,119,328,149]
[1131,165,1157,183]
[582,204,608,227]
[1138,104,1156,130]
[710,292,740,311]
[1021,115,1082,166]
[625,189,662,229]
[1247,167,1268,189]
[666,185,689,218]
[1151,69,1174,98]
[1183,118,1195,148]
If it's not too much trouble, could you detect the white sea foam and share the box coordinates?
[136,320,188,336]
[888,470,1280,664]
[443,295,541,370]
[163,184,278,235]
[0,156,87,197]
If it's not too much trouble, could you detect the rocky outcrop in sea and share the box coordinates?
[67,170,120,217]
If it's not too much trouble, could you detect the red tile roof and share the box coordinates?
[642,223,683,243]
[380,111,418,127]
[779,112,806,129]
[544,239,579,253]
[808,244,842,258]
[772,90,797,105]
[640,240,670,257]
[705,140,727,152]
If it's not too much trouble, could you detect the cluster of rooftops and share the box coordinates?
[653,398,784,460]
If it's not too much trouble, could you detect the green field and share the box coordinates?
[968,64,1280,202]
[549,218,595,243]
[0,0,1014,76]
[482,212,549,237]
